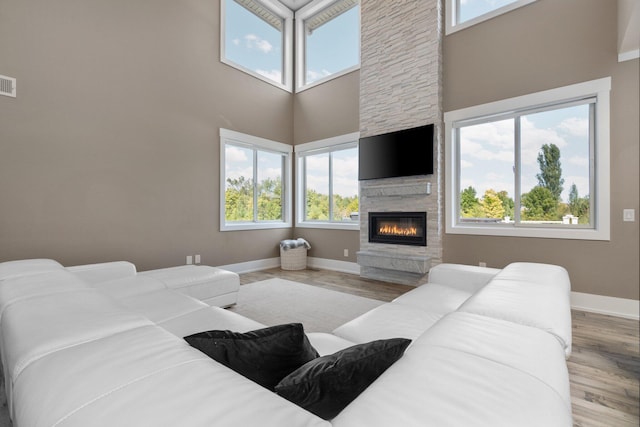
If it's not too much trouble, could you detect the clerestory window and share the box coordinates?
[295,0,360,91]
[221,0,293,90]
[446,0,537,34]
[221,0,360,92]
[445,77,611,240]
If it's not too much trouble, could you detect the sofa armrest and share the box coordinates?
[67,261,137,284]
[427,263,501,294]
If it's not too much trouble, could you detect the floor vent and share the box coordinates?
[0,75,16,98]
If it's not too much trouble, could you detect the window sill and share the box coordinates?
[295,221,359,231]
[221,222,292,232]
[445,223,610,241]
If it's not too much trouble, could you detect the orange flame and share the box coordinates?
[378,224,418,236]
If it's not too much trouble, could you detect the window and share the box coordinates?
[222,0,359,92]
[295,133,360,230]
[445,77,611,240]
[295,0,360,91]
[221,0,293,90]
[220,128,292,231]
[446,0,536,34]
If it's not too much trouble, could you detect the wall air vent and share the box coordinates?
[0,75,16,98]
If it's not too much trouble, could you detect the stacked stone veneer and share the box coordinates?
[358,0,443,285]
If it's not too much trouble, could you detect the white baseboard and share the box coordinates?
[219,257,639,320]
[307,257,360,275]
[571,291,639,320]
[218,257,280,274]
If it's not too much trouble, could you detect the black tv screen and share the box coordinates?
[358,124,434,180]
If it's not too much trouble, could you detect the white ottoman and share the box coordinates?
[140,265,240,308]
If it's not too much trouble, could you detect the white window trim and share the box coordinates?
[294,0,360,92]
[444,77,611,241]
[295,132,360,230]
[220,0,294,92]
[220,128,293,231]
[446,0,537,35]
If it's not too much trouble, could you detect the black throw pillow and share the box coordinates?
[274,338,411,420]
[184,323,319,390]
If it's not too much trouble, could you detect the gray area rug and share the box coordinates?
[228,278,385,333]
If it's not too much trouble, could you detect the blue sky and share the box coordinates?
[458,0,519,23]
[224,0,359,85]
[459,104,592,203]
[224,0,284,83]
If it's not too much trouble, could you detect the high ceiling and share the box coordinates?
[278,0,313,11]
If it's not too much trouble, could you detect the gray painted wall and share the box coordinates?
[442,0,639,300]
[0,0,293,270]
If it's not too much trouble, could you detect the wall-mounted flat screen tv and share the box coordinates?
[358,124,434,180]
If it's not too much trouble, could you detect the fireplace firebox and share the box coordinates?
[368,212,427,246]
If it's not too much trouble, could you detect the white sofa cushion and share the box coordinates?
[158,306,266,338]
[90,274,168,299]
[459,262,572,356]
[1,288,152,418]
[427,263,501,293]
[13,325,330,427]
[140,265,240,306]
[116,289,208,324]
[0,259,63,281]
[0,271,88,321]
[392,282,472,314]
[332,303,443,344]
[408,311,572,410]
[306,332,355,356]
[332,345,572,427]
[67,261,137,284]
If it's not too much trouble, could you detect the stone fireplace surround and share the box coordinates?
[357,175,438,286]
[358,0,443,286]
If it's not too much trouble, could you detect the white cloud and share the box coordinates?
[568,155,589,167]
[256,69,282,82]
[460,119,514,162]
[332,154,358,196]
[225,146,248,163]
[461,159,473,168]
[232,38,240,46]
[520,117,569,165]
[306,69,332,83]
[244,34,273,53]
[305,155,328,173]
[259,167,281,181]
[558,117,589,137]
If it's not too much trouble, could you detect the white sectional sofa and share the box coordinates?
[0,258,573,426]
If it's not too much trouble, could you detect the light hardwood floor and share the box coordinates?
[240,267,640,427]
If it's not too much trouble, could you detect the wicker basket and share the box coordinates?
[280,246,308,270]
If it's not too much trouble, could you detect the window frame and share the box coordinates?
[445,0,537,35]
[444,77,611,241]
[294,0,361,92]
[295,132,360,230]
[220,128,293,231]
[220,0,294,92]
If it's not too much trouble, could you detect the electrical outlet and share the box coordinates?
[344,249,349,257]
[479,262,487,267]
[186,255,193,265]
[195,254,201,264]
[623,209,635,222]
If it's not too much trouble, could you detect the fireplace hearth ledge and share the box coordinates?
[357,250,431,275]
